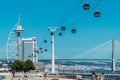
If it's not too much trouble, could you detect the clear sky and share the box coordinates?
[0,0,120,59]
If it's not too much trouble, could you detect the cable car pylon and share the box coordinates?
[48,27,57,74]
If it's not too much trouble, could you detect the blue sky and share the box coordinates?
[0,0,120,59]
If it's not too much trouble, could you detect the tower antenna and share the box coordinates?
[18,11,20,26]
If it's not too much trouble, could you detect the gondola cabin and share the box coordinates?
[51,41,52,44]
[61,25,66,31]
[94,10,100,17]
[58,32,62,36]
[44,40,47,43]
[71,28,76,33]
[41,51,43,53]
[45,49,47,52]
[39,48,42,50]
[83,2,90,10]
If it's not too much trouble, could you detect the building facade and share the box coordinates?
[21,37,38,62]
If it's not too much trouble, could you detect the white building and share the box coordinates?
[21,37,38,62]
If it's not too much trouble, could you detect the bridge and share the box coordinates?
[39,58,112,61]
[39,39,120,60]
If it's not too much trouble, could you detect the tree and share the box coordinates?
[23,59,35,72]
[11,60,24,71]
[11,59,35,72]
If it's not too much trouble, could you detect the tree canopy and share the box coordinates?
[11,59,35,72]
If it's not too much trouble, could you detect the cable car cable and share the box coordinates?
[73,0,103,25]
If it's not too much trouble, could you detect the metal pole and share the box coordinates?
[51,32,55,74]
[48,27,57,74]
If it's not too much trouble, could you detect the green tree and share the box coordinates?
[11,59,35,72]
[11,60,24,71]
[25,59,35,71]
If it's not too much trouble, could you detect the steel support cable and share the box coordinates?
[73,0,103,26]
[57,0,83,27]
[40,1,83,52]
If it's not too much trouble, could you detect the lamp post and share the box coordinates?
[48,27,57,74]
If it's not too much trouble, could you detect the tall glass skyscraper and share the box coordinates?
[21,37,38,62]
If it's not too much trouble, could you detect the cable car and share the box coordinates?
[50,41,52,44]
[71,28,76,33]
[39,47,42,50]
[41,51,43,53]
[28,55,31,57]
[45,49,47,52]
[61,25,66,31]
[94,10,100,17]
[58,32,62,36]
[44,40,47,43]
[37,50,39,54]
[83,2,90,10]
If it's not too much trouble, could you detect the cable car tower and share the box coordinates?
[48,27,57,74]
[14,12,24,60]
